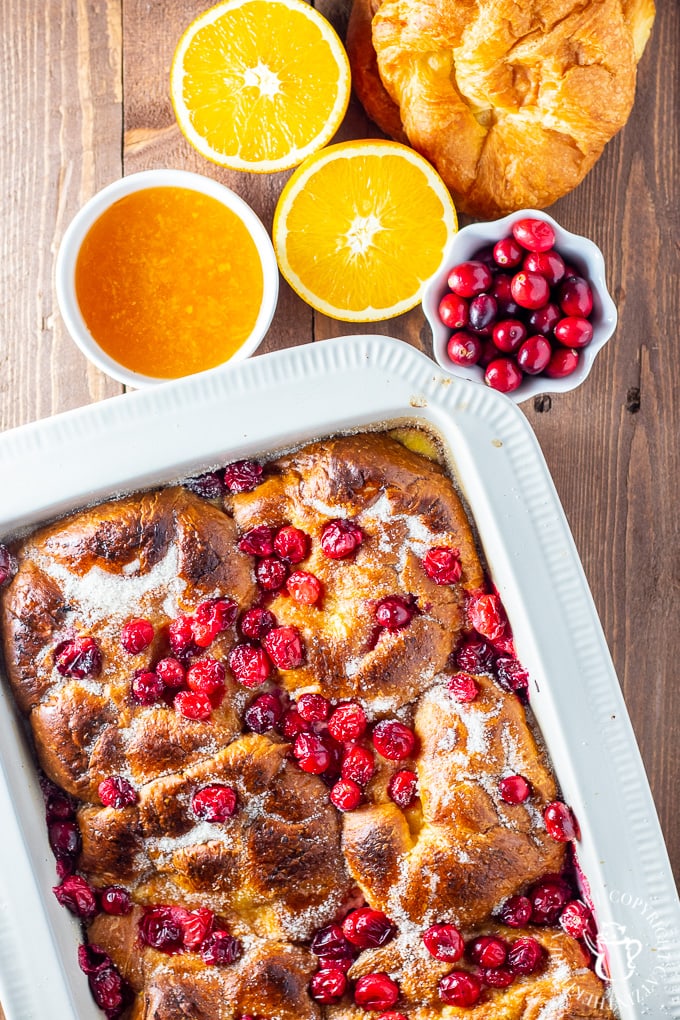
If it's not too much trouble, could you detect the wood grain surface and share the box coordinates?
[0,0,678,1016]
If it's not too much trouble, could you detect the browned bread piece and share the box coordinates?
[346,0,407,142]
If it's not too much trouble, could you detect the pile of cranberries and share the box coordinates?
[438,217,597,394]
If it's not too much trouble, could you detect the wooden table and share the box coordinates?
[1,2,678,1015]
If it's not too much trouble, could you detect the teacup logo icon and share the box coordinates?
[583,921,643,982]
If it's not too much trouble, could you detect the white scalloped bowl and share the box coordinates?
[422,209,618,403]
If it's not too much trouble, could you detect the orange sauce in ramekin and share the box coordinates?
[75,187,265,379]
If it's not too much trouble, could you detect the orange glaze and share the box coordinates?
[75,187,265,379]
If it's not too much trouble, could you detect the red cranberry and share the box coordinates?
[469,593,508,644]
[560,900,595,939]
[468,935,507,968]
[507,936,545,975]
[120,618,154,654]
[493,236,523,268]
[528,301,561,335]
[456,635,495,672]
[498,775,531,804]
[328,702,367,741]
[480,966,515,988]
[88,964,130,1018]
[343,908,395,949]
[42,782,75,822]
[48,819,81,860]
[139,907,185,952]
[422,546,462,585]
[53,875,98,920]
[320,956,353,974]
[499,894,533,927]
[472,243,497,267]
[529,878,572,924]
[559,275,593,317]
[554,316,593,348]
[287,570,322,605]
[512,217,555,252]
[297,693,330,722]
[256,556,288,591]
[517,335,552,375]
[422,923,464,962]
[192,598,237,647]
[372,721,416,761]
[447,672,479,702]
[263,626,305,669]
[131,669,165,705]
[168,614,196,658]
[192,784,238,822]
[98,776,137,808]
[274,525,309,563]
[469,293,498,332]
[240,606,277,640]
[238,525,275,556]
[342,745,375,786]
[78,943,112,974]
[186,658,226,698]
[181,907,215,949]
[374,595,414,630]
[282,707,310,737]
[510,270,550,309]
[438,971,482,1007]
[174,689,213,720]
[495,655,529,695]
[185,470,226,499]
[54,637,102,678]
[201,930,242,965]
[354,973,399,1010]
[0,545,17,587]
[485,357,523,393]
[310,968,347,1003]
[490,273,514,307]
[224,459,263,493]
[245,692,283,733]
[446,330,483,366]
[310,923,353,959]
[492,318,526,354]
[439,292,469,329]
[448,261,493,298]
[387,769,418,808]
[320,731,343,778]
[100,886,132,915]
[544,801,580,842]
[154,657,185,688]
[330,777,362,811]
[545,347,580,378]
[293,732,331,774]
[524,249,565,286]
[228,643,272,687]
[320,519,363,559]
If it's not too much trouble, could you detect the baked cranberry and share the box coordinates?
[469,293,497,332]
[545,347,580,378]
[524,249,565,286]
[499,894,533,927]
[423,923,464,962]
[517,335,552,375]
[120,618,154,654]
[181,907,215,949]
[139,907,185,951]
[528,301,561,335]
[446,330,483,366]
[245,692,283,732]
[495,656,529,695]
[422,546,462,585]
[354,973,400,1010]
[499,775,531,804]
[512,217,555,252]
[468,935,507,968]
[263,626,305,669]
[0,545,17,586]
[53,875,98,920]
[240,607,277,641]
[447,672,479,702]
[98,776,137,808]
[388,769,418,808]
[48,819,81,860]
[131,670,165,705]
[185,470,225,499]
[238,525,275,557]
[320,732,343,777]
[328,702,367,741]
[320,519,363,559]
[372,721,416,761]
[448,261,493,298]
[310,923,353,959]
[438,293,469,329]
[282,707,310,738]
[559,275,593,317]
[192,598,237,647]
[343,908,395,948]
[174,690,212,720]
[293,732,331,774]
[330,777,362,811]
[374,1014,408,1020]
[256,556,288,591]
[168,614,196,658]
[529,878,572,924]
[469,593,509,644]
[78,943,111,974]
[544,801,580,842]
[297,693,330,722]
[510,270,550,310]
[186,658,226,698]
[201,930,242,965]
[485,357,523,393]
[507,936,545,974]
[342,745,375,786]
[493,236,523,268]
[319,956,353,974]
[154,657,184,689]
[42,781,75,822]
[228,643,272,687]
[492,318,526,354]
[456,635,496,672]
[54,637,102,678]
[480,966,515,988]
[274,525,309,563]
[560,900,595,939]
[287,570,322,605]
[554,316,593,348]
[100,886,133,915]
[89,964,131,1018]
[224,459,263,494]
[438,971,482,1007]
[192,784,238,822]
[310,968,347,1003]
[375,595,414,630]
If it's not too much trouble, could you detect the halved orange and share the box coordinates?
[170,0,351,173]
[273,140,457,321]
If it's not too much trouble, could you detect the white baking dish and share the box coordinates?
[0,335,677,1019]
